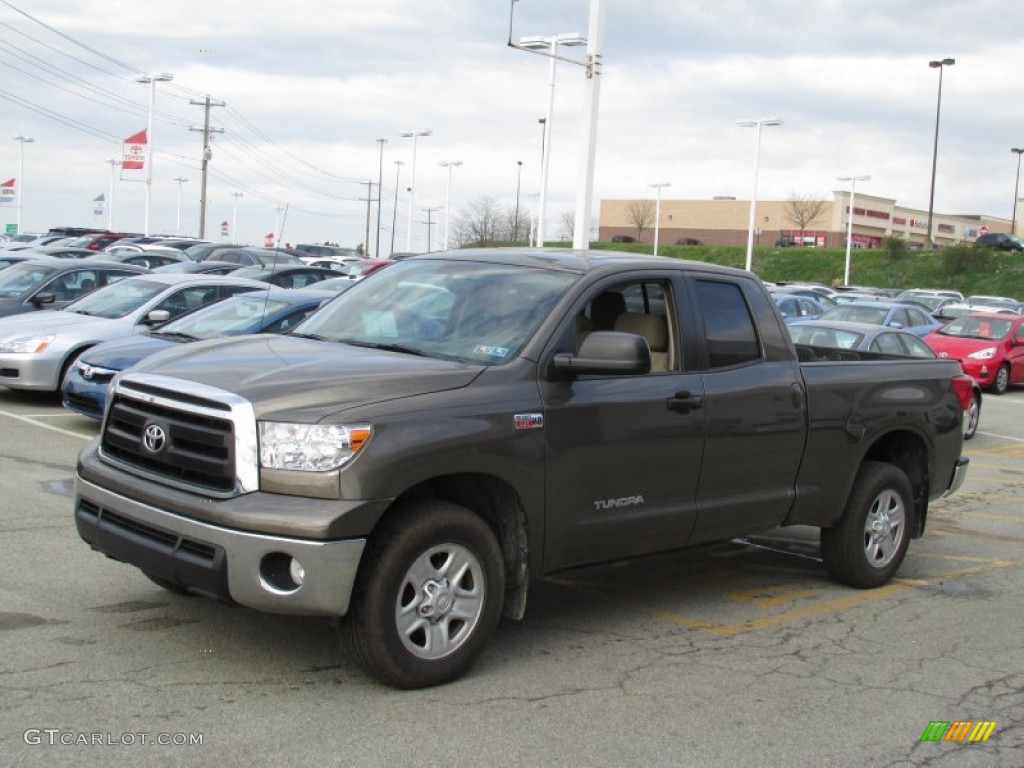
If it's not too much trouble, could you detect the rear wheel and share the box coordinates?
[991,364,1010,395]
[821,461,912,589]
[340,500,504,689]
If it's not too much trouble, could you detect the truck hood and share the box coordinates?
[126,335,485,421]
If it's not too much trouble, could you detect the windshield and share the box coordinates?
[939,316,1014,340]
[63,278,166,319]
[820,306,889,325]
[294,259,578,364]
[156,294,291,339]
[0,263,56,298]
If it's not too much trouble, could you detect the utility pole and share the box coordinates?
[390,160,404,256]
[189,95,225,238]
[420,206,442,252]
[375,138,387,257]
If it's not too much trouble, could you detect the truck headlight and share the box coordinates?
[0,334,56,354]
[967,347,996,360]
[258,422,372,472]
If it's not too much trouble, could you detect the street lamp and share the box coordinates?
[374,138,387,257]
[387,159,403,256]
[12,135,33,233]
[514,160,524,243]
[1011,148,1024,236]
[737,118,783,272]
[648,182,671,256]
[133,72,174,236]
[399,129,432,251]
[518,33,587,249]
[438,160,462,251]
[231,191,243,242]
[837,175,871,286]
[105,158,121,230]
[925,57,955,249]
[173,176,189,235]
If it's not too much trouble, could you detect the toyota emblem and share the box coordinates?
[143,424,167,453]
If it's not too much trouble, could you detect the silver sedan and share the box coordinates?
[0,273,266,392]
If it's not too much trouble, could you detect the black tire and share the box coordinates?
[991,364,1010,395]
[340,500,504,689]
[963,392,981,440]
[821,461,913,589]
[143,571,193,596]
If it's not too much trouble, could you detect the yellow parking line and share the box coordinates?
[551,558,1014,636]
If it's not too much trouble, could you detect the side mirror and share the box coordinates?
[144,309,171,325]
[30,292,55,306]
[551,331,651,378]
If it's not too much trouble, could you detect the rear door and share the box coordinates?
[540,274,706,571]
[688,277,807,544]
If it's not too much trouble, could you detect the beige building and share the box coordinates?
[599,192,1013,249]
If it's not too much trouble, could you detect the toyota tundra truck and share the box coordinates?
[74,249,971,688]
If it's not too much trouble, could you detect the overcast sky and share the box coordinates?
[2,0,1022,252]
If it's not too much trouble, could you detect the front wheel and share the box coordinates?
[340,500,505,689]
[821,461,912,589]
[963,391,981,440]
[990,364,1010,395]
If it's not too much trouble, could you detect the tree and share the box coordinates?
[785,194,828,243]
[560,211,575,242]
[627,199,655,241]
[451,197,508,247]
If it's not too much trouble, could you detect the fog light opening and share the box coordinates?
[259,552,304,593]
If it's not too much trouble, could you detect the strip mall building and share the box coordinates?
[598,191,1014,248]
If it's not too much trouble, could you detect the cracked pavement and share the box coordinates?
[1,391,1022,767]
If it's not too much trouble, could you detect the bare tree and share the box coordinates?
[785,194,828,242]
[627,199,655,241]
[560,211,575,242]
[451,197,508,247]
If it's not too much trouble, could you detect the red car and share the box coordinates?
[924,312,1024,394]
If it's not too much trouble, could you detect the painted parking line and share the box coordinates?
[550,554,1014,637]
[0,408,93,441]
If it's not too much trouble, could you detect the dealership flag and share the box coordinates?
[121,129,147,178]
[0,178,16,205]
[93,193,105,216]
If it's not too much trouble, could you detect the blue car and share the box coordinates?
[62,287,335,419]
[772,293,830,324]
[815,300,944,337]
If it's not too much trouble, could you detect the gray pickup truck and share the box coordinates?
[74,249,971,688]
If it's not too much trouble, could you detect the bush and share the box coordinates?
[881,236,909,262]
[942,244,992,275]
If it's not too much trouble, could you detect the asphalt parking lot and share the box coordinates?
[1,387,1023,767]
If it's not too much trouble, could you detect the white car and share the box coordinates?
[0,273,266,392]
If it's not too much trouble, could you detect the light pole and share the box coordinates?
[12,135,33,233]
[648,182,671,256]
[133,72,174,236]
[231,191,243,242]
[837,175,871,286]
[173,176,189,235]
[439,160,462,251]
[389,160,404,255]
[514,160,524,243]
[1011,148,1024,236]
[399,129,432,251]
[105,158,121,230]
[374,138,387,257]
[519,33,587,249]
[925,57,955,250]
[737,117,784,272]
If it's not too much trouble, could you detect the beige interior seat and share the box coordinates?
[615,313,670,372]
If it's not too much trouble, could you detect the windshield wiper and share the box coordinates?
[288,332,331,342]
[151,331,199,342]
[342,340,427,357]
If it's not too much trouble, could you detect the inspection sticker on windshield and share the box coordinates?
[475,345,509,358]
